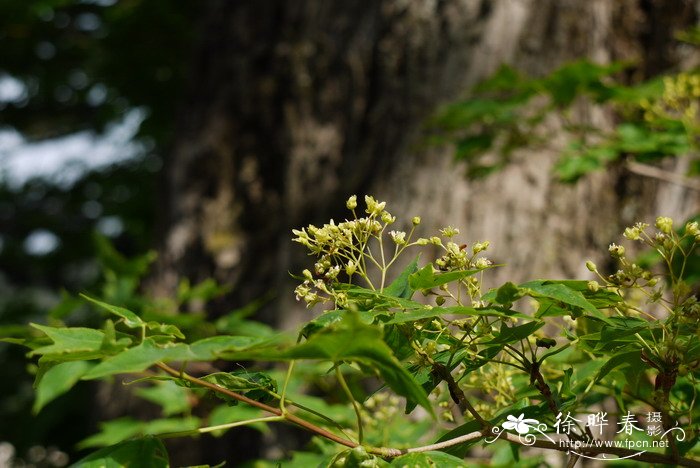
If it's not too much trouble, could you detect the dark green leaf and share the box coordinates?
[384,255,420,299]
[389,451,468,467]
[73,437,169,467]
[483,321,544,345]
[409,265,480,290]
[200,371,277,405]
[594,349,642,383]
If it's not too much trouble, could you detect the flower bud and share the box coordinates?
[685,221,699,237]
[412,216,421,226]
[345,261,357,276]
[587,280,599,292]
[346,195,357,210]
[586,261,597,272]
[302,269,313,281]
[655,216,673,234]
[435,296,446,306]
[623,227,641,241]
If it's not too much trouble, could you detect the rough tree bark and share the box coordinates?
[147,0,699,463]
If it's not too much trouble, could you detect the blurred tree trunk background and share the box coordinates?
[151,0,699,335]
[2,0,699,466]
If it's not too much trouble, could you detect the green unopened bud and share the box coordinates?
[685,221,700,237]
[302,269,313,281]
[623,227,641,241]
[655,216,673,234]
[587,280,599,292]
[647,278,658,287]
[416,238,429,245]
[346,195,357,210]
[381,211,396,224]
[412,216,421,226]
[435,296,446,306]
[472,241,490,254]
[586,261,597,272]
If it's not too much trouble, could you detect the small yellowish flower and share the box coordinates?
[346,195,357,210]
[609,243,625,257]
[389,230,406,245]
[655,216,673,234]
[440,226,460,238]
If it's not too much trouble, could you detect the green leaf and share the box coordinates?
[134,380,190,416]
[208,405,267,436]
[77,418,146,450]
[389,451,468,467]
[200,371,277,405]
[29,324,105,360]
[483,281,523,307]
[483,321,544,345]
[520,281,613,324]
[73,437,169,467]
[594,349,642,383]
[33,360,94,414]
[300,309,379,338]
[145,321,185,339]
[384,305,529,325]
[189,335,281,360]
[250,314,433,416]
[81,294,144,329]
[409,265,480,291]
[82,339,191,380]
[384,255,420,298]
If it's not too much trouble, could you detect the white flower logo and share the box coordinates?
[502,413,539,435]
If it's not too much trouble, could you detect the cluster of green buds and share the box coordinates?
[587,217,698,312]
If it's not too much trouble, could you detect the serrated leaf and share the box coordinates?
[409,265,480,290]
[72,437,169,468]
[389,451,468,467]
[520,281,613,325]
[29,324,105,359]
[81,294,144,329]
[82,339,191,380]
[33,360,94,414]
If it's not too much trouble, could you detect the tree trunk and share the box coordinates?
[149,0,699,463]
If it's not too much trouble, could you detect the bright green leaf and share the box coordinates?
[29,324,105,359]
[33,360,94,414]
[81,294,144,329]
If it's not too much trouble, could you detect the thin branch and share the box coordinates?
[625,160,700,191]
[154,362,357,449]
